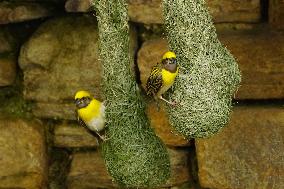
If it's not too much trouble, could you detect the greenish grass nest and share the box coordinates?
[95,1,170,187]
[162,0,241,138]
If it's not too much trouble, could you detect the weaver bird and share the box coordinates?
[146,51,179,105]
[74,90,106,141]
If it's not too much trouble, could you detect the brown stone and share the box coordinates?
[32,102,75,120]
[196,106,284,189]
[206,0,261,23]
[0,57,16,86]
[19,15,102,103]
[67,148,190,188]
[19,15,137,119]
[269,0,284,29]
[161,182,196,189]
[138,29,284,100]
[0,2,54,24]
[128,0,163,24]
[129,0,261,24]
[219,29,284,99]
[64,0,261,24]
[0,116,47,189]
[215,23,257,32]
[54,122,99,148]
[164,148,191,188]
[146,102,191,147]
[65,0,94,12]
[67,152,116,189]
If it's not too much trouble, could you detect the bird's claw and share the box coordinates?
[169,100,179,106]
[101,136,110,142]
[97,133,111,142]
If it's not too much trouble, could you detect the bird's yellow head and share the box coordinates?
[74,90,91,100]
[161,51,178,73]
[74,90,92,109]
[162,51,176,60]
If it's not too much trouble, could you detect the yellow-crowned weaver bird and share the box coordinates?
[74,90,106,141]
[146,51,179,105]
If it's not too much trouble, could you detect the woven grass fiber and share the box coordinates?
[95,0,170,187]
[162,0,241,138]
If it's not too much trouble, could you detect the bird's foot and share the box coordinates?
[96,132,111,142]
[169,100,179,106]
[103,100,108,105]
[159,96,179,107]
[96,132,106,141]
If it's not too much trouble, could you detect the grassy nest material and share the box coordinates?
[162,0,241,138]
[95,0,170,187]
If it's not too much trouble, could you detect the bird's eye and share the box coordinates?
[170,59,177,64]
[165,58,171,64]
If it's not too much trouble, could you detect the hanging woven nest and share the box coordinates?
[162,0,241,138]
[95,1,170,187]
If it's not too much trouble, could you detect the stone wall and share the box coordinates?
[0,0,283,189]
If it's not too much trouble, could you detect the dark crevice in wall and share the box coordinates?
[233,99,284,106]
[261,0,269,22]
[48,148,71,189]
[188,143,205,189]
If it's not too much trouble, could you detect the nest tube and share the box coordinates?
[162,0,241,138]
[95,0,170,187]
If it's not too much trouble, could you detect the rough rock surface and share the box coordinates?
[146,102,190,146]
[67,152,116,189]
[128,0,163,24]
[19,15,137,120]
[32,102,75,120]
[64,0,261,24]
[19,15,102,102]
[0,1,54,24]
[196,106,284,189]
[54,122,99,148]
[65,0,93,12]
[0,116,47,189]
[206,0,260,23]
[129,0,260,24]
[269,0,284,29]
[220,29,284,99]
[67,148,190,188]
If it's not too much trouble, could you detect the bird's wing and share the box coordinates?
[75,110,87,127]
[146,63,163,96]
[75,110,102,140]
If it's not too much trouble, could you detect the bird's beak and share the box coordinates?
[75,99,80,106]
